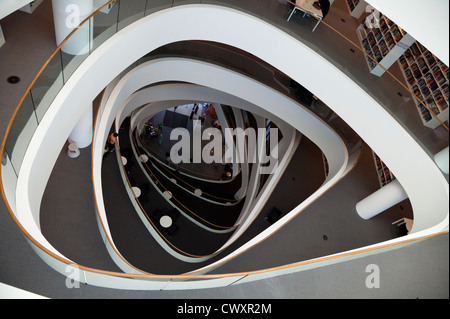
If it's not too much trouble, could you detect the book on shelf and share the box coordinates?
[442,83,449,100]
[356,13,414,76]
[432,66,446,86]
[373,153,395,187]
[398,41,449,128]
[417,56,429,74]
[411,63,422,80]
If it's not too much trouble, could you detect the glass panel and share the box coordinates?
[145,0,173,15]
[92,1,120,51]
[4,91,39,173]
[61,20,92,82]
[202,0,235,8]
[172,0,202,6]
[30,50,64,122]
[117,0,147,31]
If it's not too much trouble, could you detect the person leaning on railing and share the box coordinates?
[103,132,119,159]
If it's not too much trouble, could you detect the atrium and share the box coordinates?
[0,0,448,298]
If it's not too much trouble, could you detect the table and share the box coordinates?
[160,215,173,228]
[132,186,141,198]
[287,0,323,32]
[140,154,148,162]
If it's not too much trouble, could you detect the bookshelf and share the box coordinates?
[345,0,367,18]
[322,153,329,178]
[398,42,449,129]
[356,13,415,77]
[373,152,395,187]
[100,0,117,14]
[0,25,5,48]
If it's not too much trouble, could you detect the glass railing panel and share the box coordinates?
[29,51,64,122]
[60,20,92,84]
[92,1,120,51]
[165,275,245,290]
[201,0,235,8]
[3,91,39,174]
[144,0,173,16]
[116,0,147,31]
[172,0,202,6]
[230,0,287,25]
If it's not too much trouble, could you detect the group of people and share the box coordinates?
[141,120,164,144]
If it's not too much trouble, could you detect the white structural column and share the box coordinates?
[356,179,408,220]
[52,0,94,148]
[434,146,449,175]
[52,0,94,52]
[67,105,93,148]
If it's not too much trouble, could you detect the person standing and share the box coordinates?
[103,132,119,159]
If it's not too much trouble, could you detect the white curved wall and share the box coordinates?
[13,5,448,281]
[94,63,342,266]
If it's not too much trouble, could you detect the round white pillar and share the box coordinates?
[52,0,94,149]
[356,179,408,220]
[434,146,449,175]
[52,0,94,54]
[68,103,93,148]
